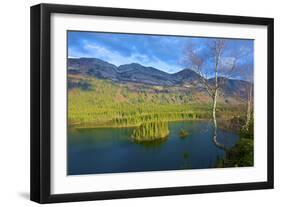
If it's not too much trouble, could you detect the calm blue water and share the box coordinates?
[68,120,239,175]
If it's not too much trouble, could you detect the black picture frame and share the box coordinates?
[30,3,274,204]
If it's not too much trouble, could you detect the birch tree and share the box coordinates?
[184,39,240,149]
[237,63,253,131]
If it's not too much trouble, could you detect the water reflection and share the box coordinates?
[68,120,239,175]
[132,138,168,148]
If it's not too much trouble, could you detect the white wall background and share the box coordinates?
[0,0,279,206]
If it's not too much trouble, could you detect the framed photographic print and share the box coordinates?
[30,3,274,203]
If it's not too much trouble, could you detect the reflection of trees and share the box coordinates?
[212,126,228,151]
[181,151,191,169]
[133,138,167,149]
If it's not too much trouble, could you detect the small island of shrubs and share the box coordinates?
[179,129,189,138]
[132,121,169,142]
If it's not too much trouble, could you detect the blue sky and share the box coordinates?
[68,31,253,78]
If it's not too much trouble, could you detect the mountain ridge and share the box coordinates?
[68,57,251,99]
[68,57,219,85]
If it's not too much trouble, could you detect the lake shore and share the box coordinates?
[69,118,212,130]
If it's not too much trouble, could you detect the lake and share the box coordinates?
[68,120,239,175]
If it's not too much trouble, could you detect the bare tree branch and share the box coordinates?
[184,43,216,98]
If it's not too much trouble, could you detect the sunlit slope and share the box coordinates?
[68,74,245,128]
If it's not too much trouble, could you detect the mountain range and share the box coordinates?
[68,58,250,99]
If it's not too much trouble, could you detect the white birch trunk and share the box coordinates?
[212,59,219,147]
[245,84,252,131]
[212,49,226,150]
[212,89,218,130]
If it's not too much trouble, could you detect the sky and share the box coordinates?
[68,31,254,79]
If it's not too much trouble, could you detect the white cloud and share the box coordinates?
[69,43,182,74]
[219,56,236,73]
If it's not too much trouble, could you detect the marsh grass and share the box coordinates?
[132,121,169,141]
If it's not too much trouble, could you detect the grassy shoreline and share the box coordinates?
[68,118,212,130]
